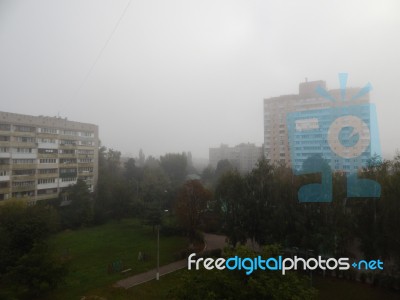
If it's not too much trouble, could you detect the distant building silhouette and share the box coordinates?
[209,143,263,173]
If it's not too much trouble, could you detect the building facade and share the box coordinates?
[0,111,99,203]
[264,80,376,172]
[209,143,263,173]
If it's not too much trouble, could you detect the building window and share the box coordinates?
[0,124,11,131]
[39,158,57,164]
[14,125,35,132]
[38,168,58,174]
[40,127,58,134]
[59,149,75,154]
[77,149,94,155]
[60,158,76,164]
[0,136,10,141]
[16,148,32,153]
[79,167,93,173]
[13,169,35,176]
[80,131,94,137]
[37,138,56,143]
[61,177,76,182]
[80,140,94,146]
[60,140,76,145]
[78,158,93,163]
[12,181,35,187]
[38,178,56,184]
[13,159,35,164]
[15,136,35,143]
[62,130,78,136]
[38,148,57,154]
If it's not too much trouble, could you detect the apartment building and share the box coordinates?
[209,143,263,173]
[263,80,375,172]
[0,111,98,203]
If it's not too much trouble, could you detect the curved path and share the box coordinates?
[114,233,226,289]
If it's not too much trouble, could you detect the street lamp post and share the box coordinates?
[156,224,160,280]
[156,209,168,281]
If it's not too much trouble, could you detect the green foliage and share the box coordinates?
[0,202,59,274]
[215,170,247,246]
[0,203,67,299]
[175,180,212,241]
[60,178,93,228]
[4,243,68,299]
[168,246,317,300]
[160,153,188,187]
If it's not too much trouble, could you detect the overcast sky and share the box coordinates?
[1,0,399,159]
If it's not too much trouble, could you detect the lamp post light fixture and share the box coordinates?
[156,209,168,281]
[156,224,160,280]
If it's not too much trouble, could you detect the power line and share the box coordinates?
[72,0,133,99]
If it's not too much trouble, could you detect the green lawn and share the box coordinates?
[46,219,188,299]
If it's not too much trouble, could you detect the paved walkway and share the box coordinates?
[114,233,226,289]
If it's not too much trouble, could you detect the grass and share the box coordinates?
[84,270,184,300]
[46,219,188,299]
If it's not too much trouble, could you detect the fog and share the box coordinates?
[1,0,399,160]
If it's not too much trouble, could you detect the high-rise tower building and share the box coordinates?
[263,80,376,172]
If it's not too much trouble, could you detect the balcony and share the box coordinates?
[78,154,94,159]
[36,132,58,139]
[59,153,77,159]
[0,141,10,147]
[37,182,58,189]
[12,163,37,169]
[37,173,58,179]
[38,153,58,158]
[35,193,58,201]
[59,144,77,149]
[12,175,36,181]
[0,175,10,181]
[78,172,94,177]
[0,187,10,194]
[60,163,78,168]
[37,142,58,149]
[11,152,37,159]
[12,186,35,192]
[0,153,10,158]
[12,130,35,136]
[0,130,11,136]
[77,162,94,168]
[37,163,58,169]
[59,180,77,188]
[10,142,36,148]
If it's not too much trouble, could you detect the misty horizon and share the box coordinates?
[1,0,399,160]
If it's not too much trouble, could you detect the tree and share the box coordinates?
[138,148,146,167]
[160,153,188,186]
[168,245,317,300]
[60,178,93,228]
[0,202,67,299]
[215,171,247,246]
[4,243,67,299]
[214,159,234,184]
[175,180,212,241]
